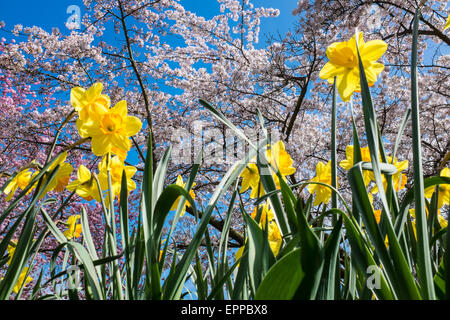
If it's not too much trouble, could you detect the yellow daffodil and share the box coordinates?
[52,163,74,192]
[240,163,260,194]
[6,241,17,265]
[3,169,36,201]
[251,202,274,226]
[66,165,102,202]
[371,156,408,194]
[63,215,82,240]
[112,142,130,162]
[267,220,282,257]
[251,202,282,257]
[170,175,196,217]
[307,161,338,206]
[409,208,447,239]
[267,141,296,178]
[41,152,73,197]
[235,245,245,266]
[98,155,137,206]
[239,141,296,199]
[339,145,374,186]
[389,156,408,191]
[235,205,282,263]
[13,267,33,294]
[77,100,142,158]
[319,32,387,102]
[71,82,110,122]
[424,167,450,208]
[373,209,382,224]
[235,224,282,262]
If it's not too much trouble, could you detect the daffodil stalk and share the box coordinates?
[91,170,122,298]
[105,151,124,300]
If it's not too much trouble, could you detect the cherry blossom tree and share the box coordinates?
[0,0,448,296]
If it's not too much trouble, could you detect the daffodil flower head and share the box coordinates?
[424,167,449,209]
[250,202,282,257]
[71,82,110,122]
[307,161,338,206]
[239,141,295,199]
[63,215,82,240]
[371,156,408,194]
[339,145,374,186]
[170,175,196,217]
[240,163,260,194]
[267,141,296,177]
[6,240,17,265]
[319,31,387,102]
[41,152,73,197]
[3,168,36,201]
[98,154,137,206]
[267,220,282,257]
[77,100,142,158]
[13,267,33,294]
[66,165,102,202]
[251,202,275,227]
[409,207,447,239]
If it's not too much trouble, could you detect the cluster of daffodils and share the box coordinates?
[68,82,141,206]
[236,141,293,261]
[1,242,33,294]
[3,152,73,202]
[306,145,410,207]
[3,82,143,242]
[307,161,338,206]
[239,141,296,199]
[235,202,283,263]
[250,203,283,256]
[2,216,82,293]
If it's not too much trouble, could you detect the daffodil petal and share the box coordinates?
[91,135,111,156]
[124,116,142,137]
[71,87,86,112]
[112,100,128,118]
[361,39,387,62]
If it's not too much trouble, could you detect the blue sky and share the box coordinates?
[0,0,299,169]
[0,0,298,42]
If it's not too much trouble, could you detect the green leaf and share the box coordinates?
[434,257,446,300]
[408,8,435,299]
[322,215,343,300]
[341,209,395,300]
[242,211,275,293]
[256,143,291,238]
[255,248,304,300]
[295,198,324,299]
